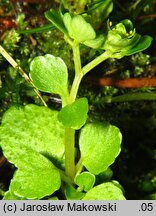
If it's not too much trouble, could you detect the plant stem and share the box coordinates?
[63,41,82,180]
[64,46,111,180]
[69,41,83,102]
[69,51,112,102]
[59,170,73,185]
[61,91,70,107]
[82,51,111,76]
[64,128,75,180]
[72,41,81,76]
[69,72,83,102]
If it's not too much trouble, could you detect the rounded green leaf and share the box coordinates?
[1,142,61,199]
[63,13,74,39]
[74,172,95,192]
[83,182,126,200]
[79,122,122,174]
[58,98,89,129]
[63,13,96,43]
[30,54,69,98]
[0,104,65,161]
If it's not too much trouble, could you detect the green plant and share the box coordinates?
[0,1,152,200]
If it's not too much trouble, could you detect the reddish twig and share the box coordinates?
[86,77,156,88]
[138,14,156,20]
[99,77,156,88]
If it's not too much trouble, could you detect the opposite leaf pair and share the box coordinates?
[45,9,152,57]
[0,104,123,199]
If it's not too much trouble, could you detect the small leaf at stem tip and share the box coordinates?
[58,97,89,130]
[30,54,69,99]
[79,121,122,174]
[63,13,96,43]
[102,19,153,58]
[74,172,95,192]
[83,182,126,200]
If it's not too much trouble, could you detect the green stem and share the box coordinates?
[64,46,111,181]
[61,91,70,107]
[63,42,82,180]
[69,41,83,103]
[82,51,111,76]
[59,170,73,185]
[72,41,81,76]
[69,72,83,103]
[64,128,75,181]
